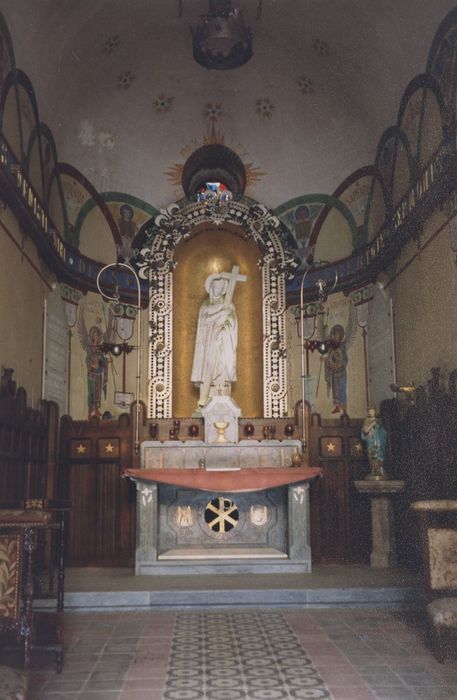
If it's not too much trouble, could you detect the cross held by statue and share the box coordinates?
[220,265,247,307]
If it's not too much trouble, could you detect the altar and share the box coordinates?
[124,208,322,575]
[125,439,321,575]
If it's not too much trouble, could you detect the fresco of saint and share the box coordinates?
[78,310,114,418]
[324,325,348,414]
[322,304,357,414]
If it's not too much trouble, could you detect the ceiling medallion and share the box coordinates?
[192,0,252,70]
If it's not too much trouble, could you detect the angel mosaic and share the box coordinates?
[77,309,114,418]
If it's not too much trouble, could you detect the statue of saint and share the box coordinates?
[361,407,388,480]
[191,265,246,409]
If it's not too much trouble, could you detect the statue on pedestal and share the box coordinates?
[191,265,246,410]
[361,407,388,480]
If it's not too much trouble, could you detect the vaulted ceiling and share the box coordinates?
[4,0,456,208]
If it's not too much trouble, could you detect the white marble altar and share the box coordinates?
[131,476,312,575]
[130,436,314,575]
[142,439,303,470]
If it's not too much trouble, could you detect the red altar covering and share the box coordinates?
[123,466,323,493]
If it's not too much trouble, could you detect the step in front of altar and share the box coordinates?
[136,551,308,576]
[159,545,288,560]
[35,565,421,611]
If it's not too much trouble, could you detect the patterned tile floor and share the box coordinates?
[8,608,457,700]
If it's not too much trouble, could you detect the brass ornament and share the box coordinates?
[205,497,239,533]
[250,504,268,526]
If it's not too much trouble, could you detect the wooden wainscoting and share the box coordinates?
[59,414,136,567]
[59,404,371,568]
[308,413,371,563]
[0,369,59,502]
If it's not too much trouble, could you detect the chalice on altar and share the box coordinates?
[214,421,229,443]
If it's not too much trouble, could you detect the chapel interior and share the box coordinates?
[1,1,457,698]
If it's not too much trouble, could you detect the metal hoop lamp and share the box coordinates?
[96,262,142,454]
[299,261,338,452]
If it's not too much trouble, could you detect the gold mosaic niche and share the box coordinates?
[147,200,289,419]
[173,224,263,417]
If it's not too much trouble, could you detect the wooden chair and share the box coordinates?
[0,529,29,661]
[0,510,64,673]
[412,500,457,662]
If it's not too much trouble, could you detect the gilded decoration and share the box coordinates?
[205,497,239,533]
[173,227,262,416]
[250,504,268,526]
[320,436,342,457]
[0,533,21,619]
[164,126,266,194]
[97,438,119,458]
[137,199,297,419]
[174,506,194,528]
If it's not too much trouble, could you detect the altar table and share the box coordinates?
[125,461,321,576]
[124,466,322,493]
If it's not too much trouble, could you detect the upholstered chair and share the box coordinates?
[0,665,28,700]
[412,500,457,662]
[0,514,64,673]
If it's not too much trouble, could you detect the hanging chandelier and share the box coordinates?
[192,0,253,70]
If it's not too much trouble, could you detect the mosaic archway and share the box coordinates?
[136,199,297,419]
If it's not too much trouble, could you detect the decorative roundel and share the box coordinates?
[204,497,239,533]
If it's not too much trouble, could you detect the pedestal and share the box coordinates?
[354,480,405,568]
[201,396,241,443]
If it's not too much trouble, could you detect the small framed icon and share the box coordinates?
[114,391,134,408]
